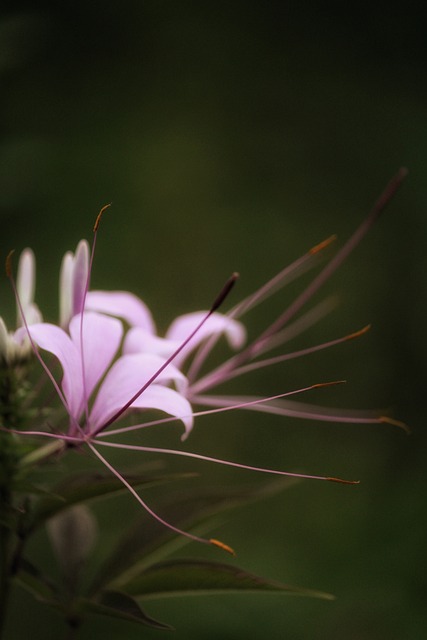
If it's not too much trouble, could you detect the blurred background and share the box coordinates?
[1,1,426,638]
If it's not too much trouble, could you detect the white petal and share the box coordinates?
[0,318,9,363]
[16,248,36,325]
[59,251,74,327]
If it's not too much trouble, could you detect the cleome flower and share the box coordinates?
[7,170,407,553]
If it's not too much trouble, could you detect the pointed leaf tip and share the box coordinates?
[121,559,335,601]
[83,590,173,629]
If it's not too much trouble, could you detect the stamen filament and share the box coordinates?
[187,240,336,384]
[86,440,219,549]
[95,438,358,484]
[79,204,112,428]
[195,325,370,388]
[100,383,347,439]
[193,169,407,387]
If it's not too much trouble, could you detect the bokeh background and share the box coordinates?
[1,2,426,639]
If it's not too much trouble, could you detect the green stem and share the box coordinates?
[19,439,66,468]
[0,486,12,639]
[0,369,22,638]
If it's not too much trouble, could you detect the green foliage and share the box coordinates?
[9,470,323,633]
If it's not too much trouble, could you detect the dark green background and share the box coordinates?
[1,2,426,638]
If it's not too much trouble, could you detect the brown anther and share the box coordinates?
[326,477,360,485]
[309,235,337,255]
[311,380,346,389]
[345,324,371,341]
[93,203,112,232]
[5,250,15,278]
[379,415,411,435]
[211,272,239,312]
[210,538,236,556]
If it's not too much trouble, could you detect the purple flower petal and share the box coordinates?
[17,312,122,421]
[89,353,192,434]
[18,322,83,417]
[86,290,156,333]
[59,240,90,327]
[72,240,90,320]
[166,312,246,350]
[68,312,123,403]
[123,327,177,357]
[123,312,245,369]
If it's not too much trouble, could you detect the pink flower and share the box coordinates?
[15,312,193,439]
[10,170,407,552]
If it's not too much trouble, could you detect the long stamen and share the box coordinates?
[191,297,337,394]
[79,203,112,428]
[187,236,336,384]
[198,325,371,387]
[192,394,408,432]
[87,440,235,554]
[238,168,407,362]
[98,382,347,438]
[95,439,359,485]
[92,273,239,436]
[193,169,407,386]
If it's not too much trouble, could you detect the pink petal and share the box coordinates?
[18,322,83,417]
[72,240,90,320]
[123,312,246,368]
[59,240,90,328]
[89,353,191,434]
[85,290,156,333]
[123,327,177,358]
[166,312,246,350]
[68,312,123,402]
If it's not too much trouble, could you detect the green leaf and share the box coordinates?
[30,469,196,529]
[80,590,173,629]
[121,559,334,601]
[14,558,60,606]
[92,478,296,590]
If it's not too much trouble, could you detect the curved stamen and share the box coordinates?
[94,439,359,485]
[98,382,347,438]
[79,204,112,428]
[191,169,407,388]
[195,326,371,391]
[87,440,234,553]
[187,238,336,384]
